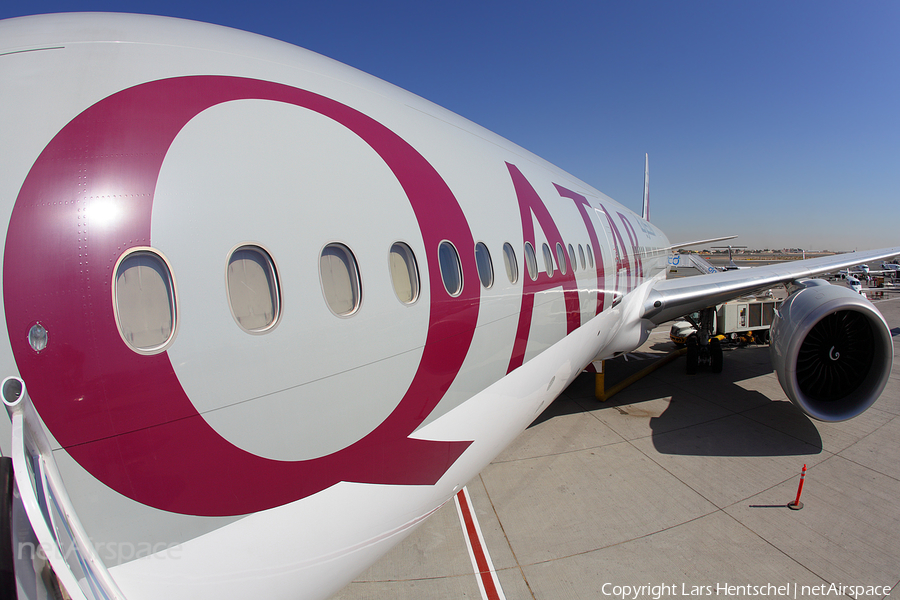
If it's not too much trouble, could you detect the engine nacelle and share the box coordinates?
[770,279,893,421]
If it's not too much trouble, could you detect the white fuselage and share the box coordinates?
[0,13,669,600]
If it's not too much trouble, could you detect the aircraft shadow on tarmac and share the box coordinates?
[538,344,824,458]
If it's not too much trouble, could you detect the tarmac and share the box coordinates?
[332,293,900,600]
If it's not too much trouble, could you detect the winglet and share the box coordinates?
[642,153,650,222]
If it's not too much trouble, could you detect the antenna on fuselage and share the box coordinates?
[642,153,650,222]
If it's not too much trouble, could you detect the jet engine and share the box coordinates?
[770,279,893,421]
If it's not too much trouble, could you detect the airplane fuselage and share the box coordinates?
[1,13,668,600]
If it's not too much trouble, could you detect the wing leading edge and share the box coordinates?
[642,246,900,325]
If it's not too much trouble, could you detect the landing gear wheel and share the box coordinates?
[710,338,723,373]
[686,336,699,375]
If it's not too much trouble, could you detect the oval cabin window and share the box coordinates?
[389,242,419,304]
[227,245,281,332]
[542,243,554,277]
[475,242,494,289]
[524,243,538,281]
[556,242,567,275]
[114,249,177,353]
[438,241,463,297]
[503,242,518,284]
[320,243,361,316]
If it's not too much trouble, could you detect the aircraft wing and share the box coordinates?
[642,246,900,325]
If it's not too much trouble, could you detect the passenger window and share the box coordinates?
[524,243,538,281]
[503,242,518,284]
[439,241,463,297]
[568,244,577,272]
[475,242,494,289]
[114,249,176,353]
[389,242,419,304]
[227,245,281,332]
[556,242,567,275]
[320,243,361,315]
[542,243,554,277]
[578,244,586,270]
[587,244,595,269]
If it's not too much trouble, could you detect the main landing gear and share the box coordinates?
[685,307,723,374]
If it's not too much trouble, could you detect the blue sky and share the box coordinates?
[3,1,898,251]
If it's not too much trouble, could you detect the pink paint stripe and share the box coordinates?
[456,488,503,600]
